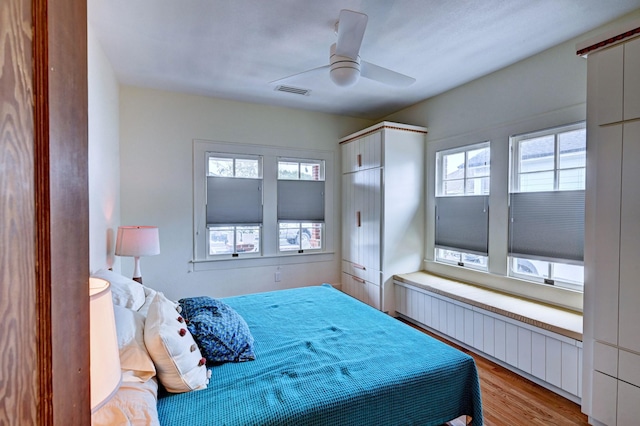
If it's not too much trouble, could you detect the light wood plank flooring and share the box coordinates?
[399,319,589,426]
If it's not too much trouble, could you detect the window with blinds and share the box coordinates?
[206,153,262,256]
[277,158,324,252]
[509,122,586,290]
[435,142,490,270]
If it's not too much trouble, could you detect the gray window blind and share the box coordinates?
[435,195,489,255]
[509,190,584,263]
[206,177,262,224]
[277,180,325,221]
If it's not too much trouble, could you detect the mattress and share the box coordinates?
[157,284,483,425]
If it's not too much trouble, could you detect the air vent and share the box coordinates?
[275,85,311,96]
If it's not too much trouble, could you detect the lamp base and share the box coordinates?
[132,256,143,284]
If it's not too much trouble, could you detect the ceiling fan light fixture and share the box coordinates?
[330,65,360,87]
[330,43,360,87]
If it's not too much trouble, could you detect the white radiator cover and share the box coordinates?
[395,281,583,403]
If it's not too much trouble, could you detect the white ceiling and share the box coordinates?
[89,0,640,120]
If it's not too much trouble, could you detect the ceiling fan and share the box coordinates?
[272,9,415,88]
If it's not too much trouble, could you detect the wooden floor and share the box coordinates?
[399,319,589,426]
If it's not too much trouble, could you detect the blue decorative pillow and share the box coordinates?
[178,297,255,363]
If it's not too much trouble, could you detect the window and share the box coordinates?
[192,140,334,265]
[438,143,490,196]
[277,158,325,252]
[435,142,490,270]
[509,123,586,290]
[511,124,586,192]
[206,153,262,257]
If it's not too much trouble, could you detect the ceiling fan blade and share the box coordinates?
[269,64,330,85]
[335,9,368,60]
[361,61,415,87]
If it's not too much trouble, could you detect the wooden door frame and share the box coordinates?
[1,0,89,423]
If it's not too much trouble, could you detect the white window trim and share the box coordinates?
[193,139,335,268]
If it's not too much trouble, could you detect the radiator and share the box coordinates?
[395,281,583,403]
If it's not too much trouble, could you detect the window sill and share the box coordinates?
[424,260,583,313]
[395,270,583,341]
[191,251,335,271]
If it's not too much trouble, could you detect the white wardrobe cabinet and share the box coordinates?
[581,25,640,426]
[340,122,427,313]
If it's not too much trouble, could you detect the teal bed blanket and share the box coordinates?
[157,285,483,425]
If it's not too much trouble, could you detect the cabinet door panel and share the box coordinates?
[619,121,640,353]
[594,44,624,125]
[365,281,381,310]
[594,341,618,377]
[618,381,640,426]
[342,132,382,173]
[352,275,363,301]
[341,142,355,174]
[593,124,623,345]
[343,273,380,310]
[592,371,618,426]
[342,173,356,263]
[624,37,640,121]
[359,131,382,170]
[619,348,640,389]
[342,272,355,298]
[356,168,381,270]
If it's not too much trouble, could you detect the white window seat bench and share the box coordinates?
[394,271,583,403]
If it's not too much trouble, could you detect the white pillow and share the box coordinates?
[113,305,156,383]
[137,285,158,318]
[144,293,209,393]
[91,378,160,426]
[92,269,146,311]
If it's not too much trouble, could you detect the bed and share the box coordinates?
[158,284,482,425]
[91,270,482,426]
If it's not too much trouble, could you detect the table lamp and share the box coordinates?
[115,226,160,284]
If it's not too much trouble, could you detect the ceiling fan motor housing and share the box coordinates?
[330,43,360,87]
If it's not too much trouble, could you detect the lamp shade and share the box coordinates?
[90,277,121,412]
[115,226,160,257]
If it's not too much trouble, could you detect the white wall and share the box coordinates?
[88,25,121,273]
[382,10,640,311]
[119,86,373,300]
